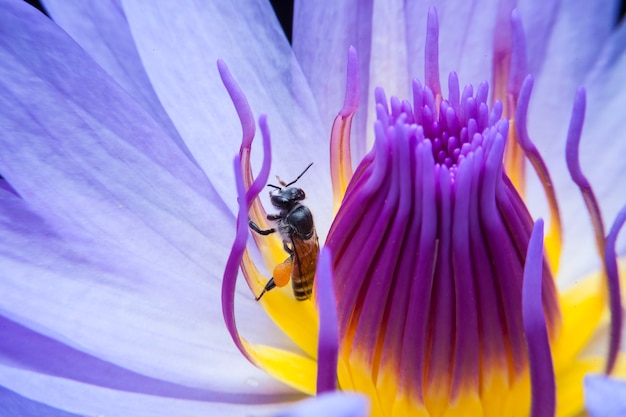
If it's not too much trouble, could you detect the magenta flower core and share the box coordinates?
[325,68,560,414]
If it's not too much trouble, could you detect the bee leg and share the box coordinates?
[267,213,282,221]
[249,219,275,236]
[255,278,276,301]
[283,241,293,255]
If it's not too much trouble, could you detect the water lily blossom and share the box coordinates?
[0,1,625,417]
[226,2,626,417]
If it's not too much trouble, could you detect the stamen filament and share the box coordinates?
[425,7,442,104]
[515,75,563,275]
[604,204,626,373]
[222,117,321,394]
[507,10,528,101]
[222,154,259,364]
[218,60,284,268]
[316,247,340,393]
[565,88,606,258]
[330,46,359,210]
[497,9,528,195]
[565,87,623,376]
[522,219,556,417]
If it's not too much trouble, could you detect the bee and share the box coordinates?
[249,163,319,301]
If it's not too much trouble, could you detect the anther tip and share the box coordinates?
[339,46,360,117]
[427,6,438,20]
[511,8,520,21]
[216,59,229,76]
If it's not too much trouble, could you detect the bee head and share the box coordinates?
[269,187,305,210]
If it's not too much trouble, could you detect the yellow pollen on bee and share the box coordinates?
[273,259,293,287]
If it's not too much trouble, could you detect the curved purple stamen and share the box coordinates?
[339,46,360,117]
[331,47,360,203]
[316,247,339,394]
[564,87,621,372]
[217,60,272,206]
[515,75,562,263]
[222,155,255,363]
[246,116,273,206]
[222,115,273,364]
[508,9,528,97]
[425,7,441,96]
[604,205,626,374]
[217,60,255,150]
[522,219,556,417]
[565,87,606,253]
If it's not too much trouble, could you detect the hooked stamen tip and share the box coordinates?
[425,6,441,95]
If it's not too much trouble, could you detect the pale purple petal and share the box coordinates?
[516,0,560,76]
[528,0,620,147]
[0,362,298,417]
[271,393,369,417]
[585,375,626,417]
[0,0,288,395]
[41,0,194,162]
[120,0,334,236]
[0,384,85,417]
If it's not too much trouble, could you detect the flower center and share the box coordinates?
[325,68,561,416]
[221,6,625,417]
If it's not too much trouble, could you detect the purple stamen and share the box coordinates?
[425,7,441,97]
[327,65,560,410]
[448,72,460,113]
[459,84,474,124]
[222,115,273,365]
[476,81,489,106]
[604,205,626,374]
[217,60,255,150]
[412,79,424,125]
[565,88,606,254]
[338,46,360,118]
[222,154,256,364]
[523,219,556,417]
[316,247,339,394]
[246,115,273,206]
[330,47,360,205]
[515,75,562,271]
[508,9,528,98]
[565,89,623,373]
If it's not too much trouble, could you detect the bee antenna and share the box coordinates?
[283,162,314,188]
[267,184,281,190]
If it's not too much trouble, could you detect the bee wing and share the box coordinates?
[291,231,319,277]
[290,231,319,300]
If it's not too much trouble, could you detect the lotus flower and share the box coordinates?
[0,1,624,416]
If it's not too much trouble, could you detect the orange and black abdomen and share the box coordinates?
[290,231,319,300]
